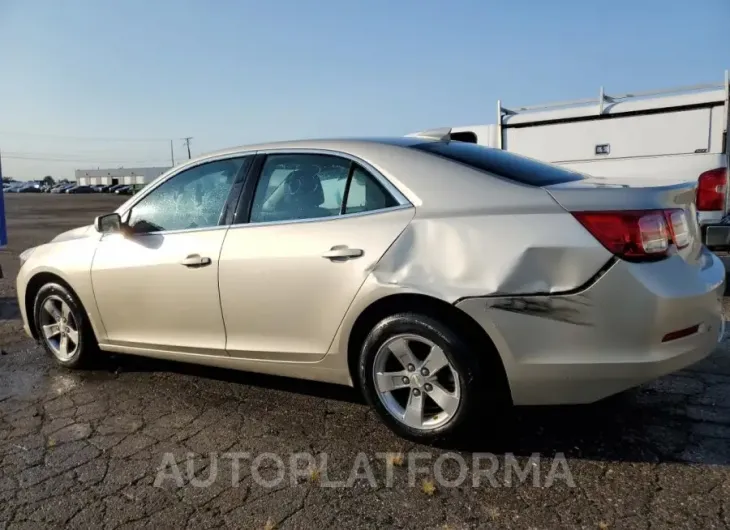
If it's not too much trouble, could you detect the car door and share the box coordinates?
[218,151,414,362]
[91,155,252,354]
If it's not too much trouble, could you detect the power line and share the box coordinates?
[4,148,168,157]
[4,154,171,164]
[0,130,173,143]
[3,148,175,164]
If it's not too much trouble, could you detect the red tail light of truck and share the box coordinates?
[696,168,727,211]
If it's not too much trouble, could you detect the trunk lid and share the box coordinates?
[544,176,702,263]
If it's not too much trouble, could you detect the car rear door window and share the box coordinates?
[247,153,402,224]
[250,154,350,223]
[410,141,584,186]
[345,166,398,214]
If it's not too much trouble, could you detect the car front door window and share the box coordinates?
[128,158,248,232]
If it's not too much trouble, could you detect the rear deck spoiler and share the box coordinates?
[405,127,452,142]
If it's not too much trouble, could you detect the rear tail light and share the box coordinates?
[572,209,692,262]
[696,168,727,211]
[667,209,691,249]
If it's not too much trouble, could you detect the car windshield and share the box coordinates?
[410,140,585,187]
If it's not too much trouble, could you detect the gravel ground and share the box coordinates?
[1,194,729,530]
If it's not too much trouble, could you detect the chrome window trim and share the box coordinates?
[101,224,230,240]
[110,204,414,238]
[252,147,411,207]
[116,151,258,218]
[237,203,414,230]
[113,147,413,236]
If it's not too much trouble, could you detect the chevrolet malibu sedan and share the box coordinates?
[16,134,725,440]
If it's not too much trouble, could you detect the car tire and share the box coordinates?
[358,312,490,442]
[33,282,98,369]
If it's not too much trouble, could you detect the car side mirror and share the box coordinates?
[94,213,122,234]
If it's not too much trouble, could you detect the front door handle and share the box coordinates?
[322,246,364,261]
[180,254,212,268]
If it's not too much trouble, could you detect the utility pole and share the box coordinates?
[182,137,193,160]
[169,140,175,166]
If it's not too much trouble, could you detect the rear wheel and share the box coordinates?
[33,283,97,368]
[358,313,486,441]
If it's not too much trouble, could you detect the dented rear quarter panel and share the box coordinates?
[372,209,612,300]
[328,155,615,366]
[338,141,615,301]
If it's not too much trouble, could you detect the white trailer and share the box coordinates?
[411,71,730,254]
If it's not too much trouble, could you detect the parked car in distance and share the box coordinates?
[66,185,94,194]
[17,184,42,193]
[15,136,726,441]
[50,184,73,194]
[116,185,144,195]
[107,184,127,193]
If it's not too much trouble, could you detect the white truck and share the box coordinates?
[411,71,730,260]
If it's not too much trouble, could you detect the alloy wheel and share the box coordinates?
[372,334,461,431]
[38,295,79,362]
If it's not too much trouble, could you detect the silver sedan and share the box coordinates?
[16,134,725,441]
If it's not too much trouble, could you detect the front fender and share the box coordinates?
[18,236,106,341]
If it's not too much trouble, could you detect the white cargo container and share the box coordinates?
[411,71,730,253]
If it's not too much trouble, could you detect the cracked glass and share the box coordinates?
[128,158,248,232]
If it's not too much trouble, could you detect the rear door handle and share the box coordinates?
[180,254,212,267]
[322,246,364,261]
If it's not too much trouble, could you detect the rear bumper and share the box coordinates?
[456,249,726,406]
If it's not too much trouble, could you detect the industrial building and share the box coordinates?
[74,167,170,187]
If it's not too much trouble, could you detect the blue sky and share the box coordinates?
[1,0,728,179]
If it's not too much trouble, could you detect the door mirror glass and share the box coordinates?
[94,213,122,234]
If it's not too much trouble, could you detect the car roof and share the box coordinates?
[145,136,548,218]
[200,136,434,159]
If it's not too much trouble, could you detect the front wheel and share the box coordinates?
[33,282,97,368]
[358,313,486,442]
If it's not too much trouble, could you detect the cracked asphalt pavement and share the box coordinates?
[1,194,730,529]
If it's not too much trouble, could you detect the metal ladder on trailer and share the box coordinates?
[496,70,730,150]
